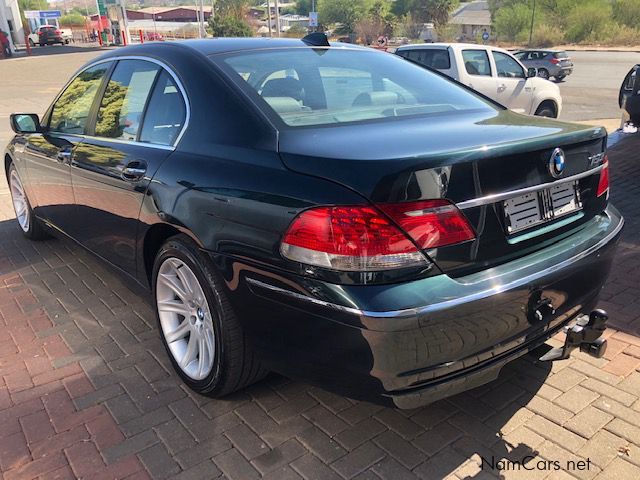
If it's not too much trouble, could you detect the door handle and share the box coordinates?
[122,161,147,181]
[56,150,72,163]
[497,83,506,92]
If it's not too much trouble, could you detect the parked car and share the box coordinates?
[513,49,573,82]
[5,37,622,408]
[28,25,67,46]
[395,43,562,117]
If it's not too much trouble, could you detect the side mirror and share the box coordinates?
[10,113,42,134]
[527,67,537,78]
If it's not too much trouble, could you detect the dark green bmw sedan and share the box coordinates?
[5,35,623,408]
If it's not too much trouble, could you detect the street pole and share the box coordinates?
[274,0,280,37]
[528,0,536,46]
[121,0,131,46]
[266,0,272,37]
[199,0,205,38]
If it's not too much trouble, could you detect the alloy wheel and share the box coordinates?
[156,257,216,380]
[9,169,30,232]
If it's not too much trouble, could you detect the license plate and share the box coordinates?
[504,181,582,234]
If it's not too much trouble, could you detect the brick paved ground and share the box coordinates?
[1,53,640,480]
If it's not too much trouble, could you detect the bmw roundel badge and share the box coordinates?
[548,148,566,178]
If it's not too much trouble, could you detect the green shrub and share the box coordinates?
[207,15,253,37]
[564,2,611,43]
[612,0,640,29]
[530,24,565,47]
[494,3,531,42]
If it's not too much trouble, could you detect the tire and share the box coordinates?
[28,39,34,47]
[39,43,44,47]
[152,235,267,397]
[7,164,49,240]
[534,102,556,118]
[537,68,550,80]
[554,75,566,82]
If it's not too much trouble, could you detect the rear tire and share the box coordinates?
[153,235,267,397]
[7,164,49,240]
[537,68,550,80]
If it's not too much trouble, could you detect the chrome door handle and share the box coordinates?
[122,162,147,181]
[56,150,72,163]
[497,83,506,92]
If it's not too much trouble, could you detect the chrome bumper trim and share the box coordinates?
[246,212,623,320]
[456,164,604,210]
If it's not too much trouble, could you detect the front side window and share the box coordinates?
[49,63,111,134]
[492,51,525,79]
[95,60,160,140]
[462,50,492,76]
[218,48,495,127]
[139,71,187,145]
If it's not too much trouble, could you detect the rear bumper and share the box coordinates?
[223,206,623,407]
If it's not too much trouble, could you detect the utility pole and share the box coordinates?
[266,0,272,37]
[528,0,536,46]
[274,0,280,37]
[199,0,205,38]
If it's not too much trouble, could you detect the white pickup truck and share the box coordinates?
[395,43,562,118]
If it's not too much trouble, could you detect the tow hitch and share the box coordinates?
[539,309,608,361]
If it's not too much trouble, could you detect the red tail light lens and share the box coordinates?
[596,158,609,198]
[550,58,560,64]
[377,200,476,250]
[280,200,475,272]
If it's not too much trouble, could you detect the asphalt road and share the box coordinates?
[558,50,638,122]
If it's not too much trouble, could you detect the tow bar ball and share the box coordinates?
[539,309,608,362]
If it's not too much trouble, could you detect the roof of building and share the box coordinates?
[450,0,491,26]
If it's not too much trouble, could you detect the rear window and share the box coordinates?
[216,48,494,127]
[397,48,451,70]
[553,52,568,59]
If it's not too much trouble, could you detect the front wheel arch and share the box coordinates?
[534,100,558,118]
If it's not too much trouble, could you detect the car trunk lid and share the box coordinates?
[278,109,607,275]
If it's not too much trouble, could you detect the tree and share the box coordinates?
[215,0,251,18]
[564,1,611,43]
[397,13,423,39]
[208,15,253,37]
[319,0,371,35]
[494,3,531,41]
[295,0,313,15]
[390,0,458,25]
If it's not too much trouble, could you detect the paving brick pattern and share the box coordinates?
[1,60,640,479]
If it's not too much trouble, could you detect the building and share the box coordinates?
[126,6,212,23]
[0,0,23,52]
[449,0,491,41]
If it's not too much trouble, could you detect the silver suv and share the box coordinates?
[514,50,573,82]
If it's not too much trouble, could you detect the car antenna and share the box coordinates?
[302,32,330,47]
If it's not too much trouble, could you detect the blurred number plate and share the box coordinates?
[504,181,581,234]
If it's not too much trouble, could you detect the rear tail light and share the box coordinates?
[55,29,62,35]
[280,200,475,272]
[550,58,560,64]
[596,157,609,197]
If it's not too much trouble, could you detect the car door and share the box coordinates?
[460,49,497,99]
[70,59,187,274]
[490,50,532,114]
[22,62,112,233]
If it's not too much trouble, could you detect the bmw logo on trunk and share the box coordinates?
[549,148,566,178]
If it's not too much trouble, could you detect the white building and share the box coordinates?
[0,0,22,52]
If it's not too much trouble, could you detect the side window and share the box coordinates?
[492,51,525,79]
[95,60,160,140]
[139,71,187,146]
[49,63,111,134]
[462,50,492,76]
[400,49,451,70]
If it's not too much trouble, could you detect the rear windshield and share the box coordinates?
[215,48,495,127]
[553,52,568,58]
[396,48,451,70]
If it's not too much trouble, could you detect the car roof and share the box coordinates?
[397,43,510,54]
[127,38,367,56]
